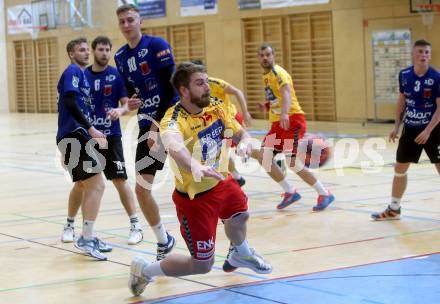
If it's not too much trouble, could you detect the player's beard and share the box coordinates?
[94,56,109,68]
[191,92,210,108]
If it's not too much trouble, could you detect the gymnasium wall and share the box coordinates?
[0,0,9,113]
[4,0,440,121]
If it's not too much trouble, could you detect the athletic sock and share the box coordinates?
[151,222,168,244]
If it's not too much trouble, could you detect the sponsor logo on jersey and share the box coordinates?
[425,78,434,86]
[104,85,112,96]
[167,120,178,130]
[423,88,432,98]
[140,94,160,109]
[138,48,148,58]
[156,48,170,58]
[105,74,116,82]
[139,61,150,75]
[89,115,112,128]
[72,76,79,88]
[145,78,158,92]
[200,113,213,126]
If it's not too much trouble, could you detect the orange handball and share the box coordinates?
[296,136,331,168]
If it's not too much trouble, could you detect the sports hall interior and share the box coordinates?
[1,0,440,303]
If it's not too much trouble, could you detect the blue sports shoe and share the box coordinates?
[74,236,107,261]
[156,232,176,261]
[313,192,335,211]
[277,191,301,209]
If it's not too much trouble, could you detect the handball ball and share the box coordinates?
[297,136,330,168]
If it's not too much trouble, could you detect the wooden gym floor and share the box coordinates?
[0,113,439,303]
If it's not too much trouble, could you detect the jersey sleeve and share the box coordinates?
[216,103,241,135]
[159,106,183,136]
[209,77,229,97]
[62,66,82,95]
[115,70,128,100]
[150,37,175,70]
[275,67,291,87]
[398,70,404,94]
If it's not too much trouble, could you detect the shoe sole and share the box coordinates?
[222,260,238,272]
[228,258,272,274]
[128,238,143,245]
[74,243,107,261]
[371,216,401,221]
[61,238,74,243]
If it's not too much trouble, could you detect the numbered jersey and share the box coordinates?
[399,66,440,128]
[160,98,242,199]
[262,64,304,122]
[56,64,92,141]
[84,66,127,136]
[114,35,178,128]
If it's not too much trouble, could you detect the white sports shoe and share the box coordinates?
[128,228,143,245]
[61,225,75,243]
[128,256,153,296]
[228,248,272,274]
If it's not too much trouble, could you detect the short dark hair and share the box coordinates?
[116,4,140,15]
[259,43,274,54]
[91,36,112,50]
[66,37,87,54]
[414,39,431,48]
[171,62,207,94]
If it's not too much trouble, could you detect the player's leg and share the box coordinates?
[220,178,272,274]
[61,182,83,242]
[228,157,245,186]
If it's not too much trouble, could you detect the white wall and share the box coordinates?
[0,0,9,112]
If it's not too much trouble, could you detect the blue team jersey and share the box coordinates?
[84,65,127,137]
[114,35,178,128]
[399,66,440,128]
[56,64,93,141]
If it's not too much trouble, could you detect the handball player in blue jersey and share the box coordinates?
[372,39,440,220]
[56,37,108,260]
[114,4,178,260]
[61,36,144,246]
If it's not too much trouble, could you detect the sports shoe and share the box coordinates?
[128,256,153,296]
[277,191,301,209]
[222,242,238,272]
[227,248,272,274]
[313,192,335,211]
[234,177,246,187]
[128,228,143,245]
[95,237,113,252]
[74,236,107,261]
[61,224,75,243]
[371,206,401,221]
[156,232,176,261]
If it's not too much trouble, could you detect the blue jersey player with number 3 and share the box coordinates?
[114,4,178,260]
[372,39,440,221]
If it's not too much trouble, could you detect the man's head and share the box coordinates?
[412,39,431,67]
[91,36,112,67]
[116,4,142,42]
[171,62,210,108]
[66,37,89,68]
[258,44,275,70]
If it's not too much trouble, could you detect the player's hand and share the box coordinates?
[200,166,225,181]
[147,124,160,152]
[243,112,253,127]
[280,113,290,130]
[127,94,141,111]
[414,129,430,145]
[88,126,107,149]
[106,108,124,121]
[388,127,399,143]
[236,140,252,163]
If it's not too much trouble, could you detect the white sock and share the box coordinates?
[231,169,242,180]
[235,240,252,256]
[279,178,295,193]
[82,220,94,240]
[390,197,401,210]
[66,217,75,228]
[312,181,328,196]
[142,261,165,278]
[151,222,168,244]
